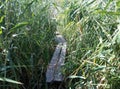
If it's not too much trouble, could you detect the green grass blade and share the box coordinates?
[0,77,23,85]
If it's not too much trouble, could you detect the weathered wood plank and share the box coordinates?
[55,34,66,43]
[54,43,67,81]
[46,32,67,83]
[46,44,62,82]
[58,43,67,65]
[50,44,62,64]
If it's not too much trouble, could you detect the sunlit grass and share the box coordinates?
[58,0,120,89]
[0,0,56,89]
[0,0,120,89]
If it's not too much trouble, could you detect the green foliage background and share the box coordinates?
[58,0,120,89]
[0,0,56,89]
[0,0,120,89]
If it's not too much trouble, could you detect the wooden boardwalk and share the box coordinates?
[46,32,67,82]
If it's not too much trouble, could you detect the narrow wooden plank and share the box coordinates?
[50,44,62,64]
[55,35,66,43]
[53,43,67,81]
[46,32,67,82]
[58,43,67,65]
[46,44,62,82]
[46,65,55,82]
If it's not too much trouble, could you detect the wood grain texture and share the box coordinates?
[46,33,67,82]
[54,43,67,81]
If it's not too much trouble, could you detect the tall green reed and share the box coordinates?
[0,0,56,89]
[58,0,120,89]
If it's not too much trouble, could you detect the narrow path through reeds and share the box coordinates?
[46,32,67,89]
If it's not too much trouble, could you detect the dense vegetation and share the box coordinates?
[0,0,56,89]
[0,0,120,89]
[58,0,120,89]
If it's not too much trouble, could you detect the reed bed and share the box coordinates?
[0,0,56,89]
[58,0,120,89]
